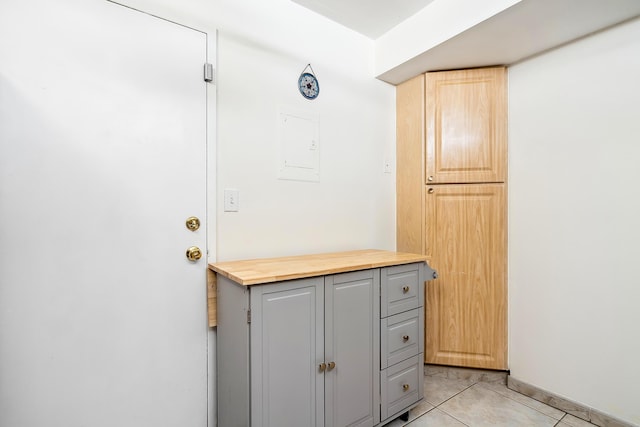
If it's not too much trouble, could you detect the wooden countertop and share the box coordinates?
[208,249,428,286]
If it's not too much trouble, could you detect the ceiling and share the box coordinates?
[292,0,640,84]
[291,0,436,39]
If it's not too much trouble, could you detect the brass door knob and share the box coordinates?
[186,216,200,231]
[327,361,336,371]
[403,384,410,391]
[186,246,202,261]
[428,188,434,194]
[403,335,410,342]
[319,362,327,372]
[402,286,410,293]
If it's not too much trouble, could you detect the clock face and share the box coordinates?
[298,72,319,100]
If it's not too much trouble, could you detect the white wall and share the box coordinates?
[509,17,640,425]
[212,4,396,261]
[118,0,397,262]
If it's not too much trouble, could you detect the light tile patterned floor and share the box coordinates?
[383,375,598,427]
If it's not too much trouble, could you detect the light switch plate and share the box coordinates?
[383,158,392,174]
[224,189,239,212]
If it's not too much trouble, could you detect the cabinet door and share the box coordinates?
[250,277,325,427]
[325,270,380,427]
[425,184,507,369]
[425,67,506,184]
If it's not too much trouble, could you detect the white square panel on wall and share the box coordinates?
[278,106,319,182]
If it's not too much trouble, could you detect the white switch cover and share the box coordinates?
[383,158,392,174]
[224,189,239,212]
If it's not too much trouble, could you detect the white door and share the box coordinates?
[0,1,209,425]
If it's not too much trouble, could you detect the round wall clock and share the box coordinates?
[298,64,319,100]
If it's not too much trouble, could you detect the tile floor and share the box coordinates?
[383,375,598,427]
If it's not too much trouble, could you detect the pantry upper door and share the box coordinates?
[0,1,209,425]
[425,67,507,184]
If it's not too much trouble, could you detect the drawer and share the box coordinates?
[381,309,424,369]
[380,355,423,421]
[381,263,424,317]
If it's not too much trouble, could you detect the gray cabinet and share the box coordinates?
[324,270,380,427]
[379,263,425,421]
[215,254,433,427]
[250,277,325,427]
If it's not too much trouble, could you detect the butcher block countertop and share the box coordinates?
[206,249,428,327]
[209,249,428,286]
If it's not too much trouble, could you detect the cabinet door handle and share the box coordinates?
[428,176,434,182]
[402,285,410,293]
[403,384,410,391]
[327,361,336,371]
[428,188,434,194]
[403,335,410,342]
[319,362,327,372]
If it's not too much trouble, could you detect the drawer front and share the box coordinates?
[381,309,423,369]
[381,263,424,317]
[380,355,423,421]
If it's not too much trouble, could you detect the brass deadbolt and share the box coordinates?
[186,246,202,262]
[186,216,201,231]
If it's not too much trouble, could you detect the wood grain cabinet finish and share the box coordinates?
[424,184,507,369]
[215,254,433,427]
[425,67,507,184]
[396,75,425,256]
[396,67,508,370]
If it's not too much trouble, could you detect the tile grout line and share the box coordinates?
[405,404,471,427]
[551,413,568,427]
[556,413,570,426]
[431,381,478,427]
[480,382,568,421]
[433,381,477,408]
[440,407,473,427]
[429,380,572,427]
[404,378,478,427]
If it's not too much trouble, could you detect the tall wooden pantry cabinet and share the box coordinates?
[396,67,507,370]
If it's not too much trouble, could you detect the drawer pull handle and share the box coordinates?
[403,335,410,342]
[402,286,410,293]
[328,361,336,371]
[402,384,410,392]
[319,362,327,372]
